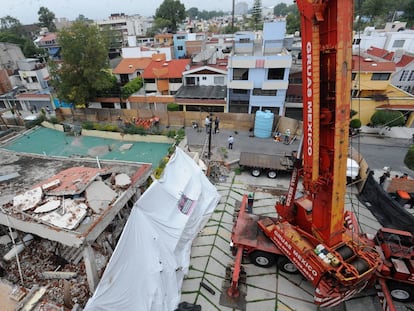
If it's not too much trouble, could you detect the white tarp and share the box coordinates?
[84,148,221,311]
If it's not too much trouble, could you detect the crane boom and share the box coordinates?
[298,0,352,245]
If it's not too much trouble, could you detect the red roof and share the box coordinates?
[113,58,152,74]
[396,54,414,67]
[366,46,392,59]
[39,33,57,42]
[365,46,414,67]
[143,59,191,79]
[352,55,396,72]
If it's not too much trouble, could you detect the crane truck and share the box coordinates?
[219,0,414,310]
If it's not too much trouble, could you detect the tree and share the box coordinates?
[274,3,289,16]
[286,6,300,35]
[370,110,405,127]
[187,7,199,20]
[155,0,186,32]
[50,21,113,107]
[38,7,56,32]
[402,0,414,27]
[251,0,263,31]
[0,15,45,58]
[0,15,22,32]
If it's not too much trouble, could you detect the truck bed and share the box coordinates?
[239,152,293,171]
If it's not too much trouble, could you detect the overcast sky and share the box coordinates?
[3,0,291,24]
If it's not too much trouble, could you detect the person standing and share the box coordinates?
[284,128,291,144]
[227,135,234,149]
[214,116,220,134]
[205,115,211,133]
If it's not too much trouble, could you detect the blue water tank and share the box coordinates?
[254,110,274,138]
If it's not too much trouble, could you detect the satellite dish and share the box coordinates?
[185,64,190,70]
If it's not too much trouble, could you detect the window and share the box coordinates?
[145,78,155,83]
[268,68,285,80]
[186,77,196,85]
[233,68,249,80]
[177,46,183,51]
[352,73,356,80]
[408,70,414,82]
[371,73,390,81]
[392,40,405,48]
[352,38,361,45]
[214,76,224,85]
[31,76,38,83]
[169,78,182,83]
[202,76,207,80]
[252,88,277,96]
[232,89,248,94]
[400,70,409,81]
[176,35,185,40]
[120,74,129,84]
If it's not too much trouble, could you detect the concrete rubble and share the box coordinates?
[0,152,152,310]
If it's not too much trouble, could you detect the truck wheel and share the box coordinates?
[267,170,277,179]
[388,281,414,302]
[249,251,276,268]
[251,168,261,177]
[277,256,299,274]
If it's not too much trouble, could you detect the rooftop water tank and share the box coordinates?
[254,110,274,138]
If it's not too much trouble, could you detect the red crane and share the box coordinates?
[221,0,383,308]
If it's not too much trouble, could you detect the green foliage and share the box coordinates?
[273,3,289,16]
[222,25,240,34]
[404,145,414,170]
[167,103,179,111]
[233,167,242,175]
[82,121,94,130]
[38,7,56,32]
[350,118,362,129]
[92,123,118,132]
[286,7,300,34]
[121,77,143,98]
[48,116,59,124]
[155,0,186,32]
[166,129,176,138]
[122,125,147,135]
[252,0,263,30]
[186,8,225,20]
[0,16,46,58]
[49,21,111,107]
[370,110,405,127]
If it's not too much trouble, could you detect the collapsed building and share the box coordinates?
[0,150,152,309]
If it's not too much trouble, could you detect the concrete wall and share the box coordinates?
[56,107,303,135]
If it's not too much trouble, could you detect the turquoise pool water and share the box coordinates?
[2,127,172,167]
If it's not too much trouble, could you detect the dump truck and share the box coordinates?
[239,151,295,179]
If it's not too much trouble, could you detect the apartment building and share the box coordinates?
[227,21,292,114]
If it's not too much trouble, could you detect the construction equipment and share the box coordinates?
[220,0,413,309]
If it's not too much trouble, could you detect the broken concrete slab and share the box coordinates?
[37,200,87,230]
[13,187,43,211]
[33,199,61,214]
[41,179,60,191]
[115,173,131,188]
[85,180,117,214]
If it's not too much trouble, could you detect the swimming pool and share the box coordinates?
[2,127,172,167]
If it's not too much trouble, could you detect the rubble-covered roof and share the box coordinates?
[0,150,152,247]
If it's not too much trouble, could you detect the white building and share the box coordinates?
[354,22,414,55]
[96,14,152,46]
